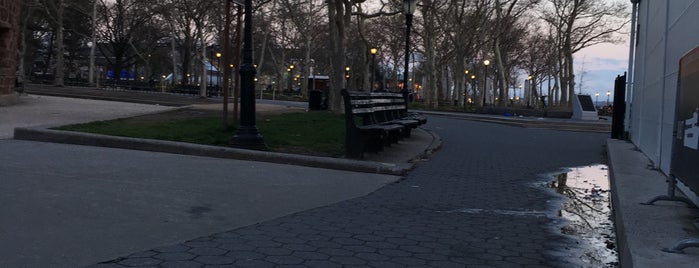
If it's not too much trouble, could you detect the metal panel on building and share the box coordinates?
[672,46,699,194]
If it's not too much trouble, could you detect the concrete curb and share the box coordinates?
[420,110,611,132]
[412,127,442,162]
[14,127,437,176]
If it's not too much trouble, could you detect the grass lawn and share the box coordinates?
[54,111,346,157]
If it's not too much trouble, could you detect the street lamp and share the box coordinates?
[231,0,264,149]
[518,84,522,105]
[470,74,476,106]
[483,59,490,106]
[403,0,417,104]
[595,92,600,106]
[287,64,294,93]
[606,91,611,105]
[527,75,533,99]
[345,66,351,87]
[215,52,222,89]
[221,0,232,125]
[463,70,469,106]
[209,50,214,87]
[370,47,378,91]
[229,64,235,92]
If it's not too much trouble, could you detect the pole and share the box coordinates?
[231,0,264,149]
[233,5,242,122]
[209,50,213,87]
[222,0,231,125]
[482,66,487,106]
[371,53,376,91]
[403,13,412,106]
[217,56,221,90]
[89,0,97,86]
[288,68,292,93]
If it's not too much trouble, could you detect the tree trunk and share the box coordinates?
[566,52,575,107]
[199,35,207,97]
[493,0,507,107]
[494,39,508,107]
[234,6,242,121]
[53,0,65,87]
[327,0,349,113]
[421,2,438,109]
[89,0,97,86]
[182,34,192,84]
[170,20,178,87]
[302,33,311,97]
[18,3,33,90]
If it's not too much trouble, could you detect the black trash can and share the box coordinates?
[309,90,323,110]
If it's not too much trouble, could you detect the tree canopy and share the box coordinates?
[19,0,629,110]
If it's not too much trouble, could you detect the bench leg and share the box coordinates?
[345,129,364,159]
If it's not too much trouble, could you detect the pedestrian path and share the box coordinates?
[4,86,698,267]
[86,116,612,267]
[0,94,174,139]
[0,140,400,268]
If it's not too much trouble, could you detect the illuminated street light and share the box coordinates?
[483,60,490,106]
[215,52,222,88]
[370,47,378,91]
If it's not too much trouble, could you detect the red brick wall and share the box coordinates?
[0,0,20,99]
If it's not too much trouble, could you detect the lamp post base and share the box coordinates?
[230,126,265,150]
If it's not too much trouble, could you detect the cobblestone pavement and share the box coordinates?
[88,116,608,267]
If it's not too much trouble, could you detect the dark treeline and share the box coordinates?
[18,0,628,111]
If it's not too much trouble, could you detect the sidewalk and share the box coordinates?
[0,94,175,139]
[607,139,699,267]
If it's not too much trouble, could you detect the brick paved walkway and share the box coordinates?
[89,116,608,268]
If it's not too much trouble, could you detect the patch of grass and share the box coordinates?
[258,111,345,157]
[55,111,346,157]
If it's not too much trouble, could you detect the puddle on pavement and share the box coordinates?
[547,164,618,267]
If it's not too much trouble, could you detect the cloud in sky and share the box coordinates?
[573,42,630,98]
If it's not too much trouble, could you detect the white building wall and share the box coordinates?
[631,0,699,174]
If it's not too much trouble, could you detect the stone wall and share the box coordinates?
[0,0,20,105]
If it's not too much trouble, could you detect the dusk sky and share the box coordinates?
[572,35,630,102]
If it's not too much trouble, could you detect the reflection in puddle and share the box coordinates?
[547,164,618,267]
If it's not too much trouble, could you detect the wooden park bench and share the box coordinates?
[341,89,427,158]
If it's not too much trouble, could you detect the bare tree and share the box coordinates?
[38,0,65,86]
[418,0,450,109]
[277,0,325,98]
[489,0,539,106]
[97,0,164,84]
[377,14,408,93]
[326,0,352,112]
[18,0,41,89]
[521,30,555,106]
[350,1,400,91]
[542,0,628,107]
